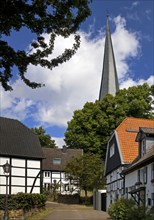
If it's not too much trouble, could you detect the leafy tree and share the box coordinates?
[65,84,154,159]
[31,126,57,148]
[64,153,105,202]
[0,0,92,91]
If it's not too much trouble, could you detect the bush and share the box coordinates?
[108,198,153,220]
[0,193,47,211]
[108,198,135,220]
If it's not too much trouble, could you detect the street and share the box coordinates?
[41,202,110,220]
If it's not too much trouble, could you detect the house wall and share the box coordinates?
[125,162,154,208]
[0,157,42,194]
[106,166,124,209]
[43,171,79,195]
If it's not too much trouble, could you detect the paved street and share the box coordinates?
[41,202,110,220]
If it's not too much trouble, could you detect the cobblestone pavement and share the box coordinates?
[41,202,110,220]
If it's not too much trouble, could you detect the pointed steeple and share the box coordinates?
[99,16,119,102]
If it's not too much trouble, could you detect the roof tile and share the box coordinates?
[116,117,154,163]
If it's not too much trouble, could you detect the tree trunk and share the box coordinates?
[85,189,88,205]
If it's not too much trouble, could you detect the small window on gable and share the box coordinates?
[141,139,146,156]
[53,158,61,165]
[110,143,115,157]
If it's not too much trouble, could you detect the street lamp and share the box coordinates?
[2,161,11,220]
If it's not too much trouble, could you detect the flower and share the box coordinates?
[151,179,154,183]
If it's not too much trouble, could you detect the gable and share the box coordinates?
[105,133,121,176]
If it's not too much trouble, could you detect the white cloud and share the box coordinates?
[132,1,140,8]
[54,137,65,148]
[120,75,154,89]
[1,15,153,135]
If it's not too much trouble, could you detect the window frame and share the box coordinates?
[53,158,61,165]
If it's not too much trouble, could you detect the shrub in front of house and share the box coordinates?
[0,193,47,211]
[108,198,153,220]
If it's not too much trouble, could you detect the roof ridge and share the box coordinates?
[0,116,18,122]
[116,117,154,131]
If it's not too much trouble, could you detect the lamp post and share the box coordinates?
[2,161,11,220]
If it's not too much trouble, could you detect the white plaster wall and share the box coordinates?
[12,177,25,185]
[0,157,41,195]
[27,187,40,194]
[27,168,40,177]
[27,160,40,168]
[0,157,10,166]
[125,164,154,207]
[146,163,154,207]
[106,167,124,210]
[12,167,25,176]
[12,159,25,167]
[125,171,137,188]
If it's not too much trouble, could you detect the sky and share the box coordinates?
[0,0,154,147]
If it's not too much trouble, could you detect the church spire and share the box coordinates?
[99,16,119,102]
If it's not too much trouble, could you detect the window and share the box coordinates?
[44,183,50,190]
[137,170,140,182]
[53,158,61,165]
[152,193,154,206]
[110,195,113,204]
[143,167,147,184]
[110,174,113,182]
[110,144,115,157]
[151,163,154,179]
[141,139,146,156]
[44,171,50,177]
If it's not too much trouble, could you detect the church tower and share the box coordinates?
[99,16,119,102]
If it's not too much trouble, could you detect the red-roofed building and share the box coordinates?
[104,117,154,209]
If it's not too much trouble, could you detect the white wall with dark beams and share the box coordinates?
[0,157,42,194]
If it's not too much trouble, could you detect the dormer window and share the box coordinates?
[141,139,146,157]
[110,143,115,157]
[53,158,61,165]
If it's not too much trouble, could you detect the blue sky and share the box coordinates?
[1,0,154,147]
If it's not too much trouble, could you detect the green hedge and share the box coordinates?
[0,193,47,211]
[108,198,153,220]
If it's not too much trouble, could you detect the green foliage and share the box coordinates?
[64,153,105,200]
[0,193,47,211]
[0,0,92,91]
[31,126,57,148]
[108,198,153,220]
[65,84,154,159]
[108,198,135,220]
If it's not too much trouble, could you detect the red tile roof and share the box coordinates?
[116,117,154,163]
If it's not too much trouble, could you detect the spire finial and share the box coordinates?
[106,10,110,31]
[106,10,109,19]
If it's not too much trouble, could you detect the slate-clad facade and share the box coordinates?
[0,117,44,194]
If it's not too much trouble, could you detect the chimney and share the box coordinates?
[62,145,67,153]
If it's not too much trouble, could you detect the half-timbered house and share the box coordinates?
[42,147,83,194]
[0,117,44,194]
